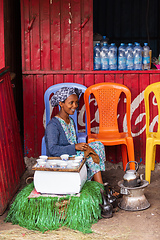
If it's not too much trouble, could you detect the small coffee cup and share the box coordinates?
[60,154,69,161]
[48,160,57,168]
[38,161,46,167]
[39,155,48,161]
[71,162,79,169]
[59,162,68,168]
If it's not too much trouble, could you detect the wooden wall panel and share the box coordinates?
[50,0,61,70]
[115,74,124,163]
[23,75,35,155]
[61,0,72,70]
[40,0,50,70]
[20,0,25,71]
[30,0,41,70]
[21,0,93,71]
[36,75,45,154]
[0,68,25,215]
[22,0,30,71]
[139,74,150,164]
[81,0,93,70]
[71,0,82,70]
[0,0,5,68]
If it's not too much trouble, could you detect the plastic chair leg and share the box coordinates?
[151,145,156,171]
[121,144,128,170]
[41,136,46,155]
[145,139,154,184]
[126,137,135,169]
[77,133,87,143]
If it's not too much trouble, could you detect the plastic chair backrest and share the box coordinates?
[84,82,131,134]
[44,82,87,135]
[144,82,160,135]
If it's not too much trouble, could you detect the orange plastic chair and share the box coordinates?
[84,82,135,170]
[144,82,160,183]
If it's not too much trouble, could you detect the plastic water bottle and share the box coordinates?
[108,43,117,70]
[101,43,109,70]
[118,43,126,70]
[126,43,134,70]
[158,54,160,65]
[143,43,150,70]
[133,43,142,70]
[94,43,101,70]
[100,36,108,47]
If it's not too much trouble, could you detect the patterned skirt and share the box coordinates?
[76,141,106,180]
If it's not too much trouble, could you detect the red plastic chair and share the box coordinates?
[84,82,135,170]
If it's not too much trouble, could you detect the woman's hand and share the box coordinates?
[75,143,88,151]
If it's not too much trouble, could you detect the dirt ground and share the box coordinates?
[0,160,160,240]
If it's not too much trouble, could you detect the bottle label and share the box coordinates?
[134,56,142,64]
[109,57,117,70]
[126,59,134,69]
[94,57,101,70]
[118,57,126,65]
[143,56,150,64]
[101,58,109,70]
[118,57,126,69]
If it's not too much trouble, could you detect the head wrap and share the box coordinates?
[51,87,82,107]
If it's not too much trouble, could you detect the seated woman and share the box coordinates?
[45,87,106,184]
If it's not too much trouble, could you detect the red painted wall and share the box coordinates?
[21,0,160,165]
[20,0,93,155]
[21,0,93,71]
[22,70,160,165]
[0,68,25,215]
[0,0,5,69]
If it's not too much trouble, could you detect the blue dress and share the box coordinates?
[45,116,106,180]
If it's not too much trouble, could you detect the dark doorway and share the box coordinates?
[93,0,160,58]
[4,0,23,141]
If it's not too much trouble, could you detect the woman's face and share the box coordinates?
[60,94,78,115]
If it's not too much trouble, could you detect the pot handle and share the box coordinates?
[140,174,143,180]
[125,161,139,172]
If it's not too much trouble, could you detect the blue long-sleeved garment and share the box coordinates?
[45,117,106,180]
[45,117,77,157]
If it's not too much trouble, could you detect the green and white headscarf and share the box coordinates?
[51,87,82,107]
